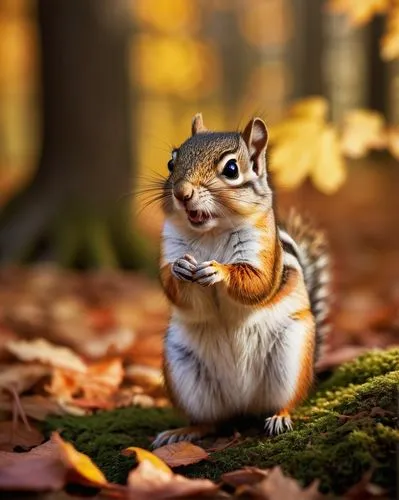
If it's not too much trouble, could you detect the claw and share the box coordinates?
[264,414,293,436]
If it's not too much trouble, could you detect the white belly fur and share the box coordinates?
[166,286,310,423]
[163,219,311,423]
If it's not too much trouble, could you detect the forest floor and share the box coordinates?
[0,160,398,499]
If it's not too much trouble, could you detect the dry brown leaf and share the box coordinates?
[52,432,108,487]
[345,470,388,498]
[47,358,123,406]
[0,438,66,492]
[79,327,136,359]
[129,330,164,368]
[327,0,388,26]
[6,338,87,373]
[0,456,66,491]
[0,439,60,467]
[153,442,209,468]
[0,394,68,421]
[222,466,269,487]
[128,458,219,499]
[0,421,44,452]
[245,467,322,499]
[0,363,50,393]
[340,110,387,159]
[269,97,345,194]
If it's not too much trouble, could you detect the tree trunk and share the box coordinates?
[0,0,150,269]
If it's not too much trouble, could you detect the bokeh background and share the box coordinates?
[0,0,398,379]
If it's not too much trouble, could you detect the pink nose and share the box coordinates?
[174,182,194,203]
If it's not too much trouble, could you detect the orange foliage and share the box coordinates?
[133,35,219,99]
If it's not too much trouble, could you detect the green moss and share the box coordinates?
[44,349,399,495]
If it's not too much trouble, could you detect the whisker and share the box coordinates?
[136,193,172,216]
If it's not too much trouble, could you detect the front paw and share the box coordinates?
[171,254,198,282]
[193,261,224,287]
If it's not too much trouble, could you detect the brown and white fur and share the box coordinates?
[153,114,330,448]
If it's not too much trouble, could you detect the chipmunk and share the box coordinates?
[152,114,330,448]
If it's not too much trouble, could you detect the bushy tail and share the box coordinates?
[282,210,332,363]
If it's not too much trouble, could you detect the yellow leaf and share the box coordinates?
[122,446,172,474]
[288,96,328,121]
[269,97,345,194]
[311,126,346,194]
[328,0,389,26]
[340,109,387,158]
[52,433,107,487]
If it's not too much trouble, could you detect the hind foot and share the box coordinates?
[264,410,293,436]
[152,424,216,449]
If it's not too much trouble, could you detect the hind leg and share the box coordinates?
[264,312,315,436]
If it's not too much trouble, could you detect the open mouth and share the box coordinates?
[186,209,214,226]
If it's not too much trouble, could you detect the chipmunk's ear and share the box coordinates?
[191,113,207,135]
[242,118,268,176]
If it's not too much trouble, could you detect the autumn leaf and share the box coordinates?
[222,466,269,487]
[122,446,172,474]
[340,110,387,159]
[0,363,50,394]
[269,97,346,194]
[327,0,389,26]
[242,467,322,499]
[311,125,346,194]
[0,439,59,467]
[381,5,399,60]
[128,458,219,499]
[0,421,43,452]
[52,432,108,487]
[0,394,68,421]
[47,358,124,406]
[0,457,66,492]
[152,442,209,468]
[80,326,136,359]
[6,338,87,373]
[345,470,388,498]
[0,439,65,492]
[125,364,163,391]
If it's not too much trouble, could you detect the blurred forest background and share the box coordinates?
[0,0,398,465]
[0,0,399,270]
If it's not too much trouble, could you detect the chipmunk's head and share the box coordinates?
[163,113,272,232]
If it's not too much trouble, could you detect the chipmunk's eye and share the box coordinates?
[167,159,174,173]
[222,159,239,180]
